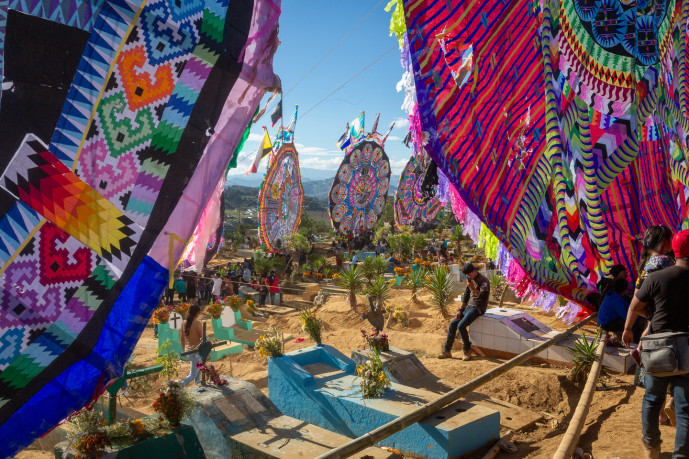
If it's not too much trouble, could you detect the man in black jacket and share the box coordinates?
[437,263,490,361]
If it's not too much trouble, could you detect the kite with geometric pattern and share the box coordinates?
[0,0,281,455]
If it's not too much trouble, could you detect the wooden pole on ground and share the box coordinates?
[481,430,514,459]
[552,330,608,459]
[316,314,597,459]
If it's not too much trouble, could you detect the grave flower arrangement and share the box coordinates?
[153,307,169,324]
[224,295,242,311]
[393,267,406,276]
[332,272,339,280]
[361,328,390,352]
[196,362,227,386]
[302,271,311,278]
[300,308,322,344]
[68,408,110,458]
[174,302,190,319]
[356,350,390,399]
[206,301,225,319]
[413,258,422,265]
[246,299,258,315]
[255,327,284,358]
[152,380,195,427]
[75,430,111,458]
[315,273,324,280]
[390,306,409,326]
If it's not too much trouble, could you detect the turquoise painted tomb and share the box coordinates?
[268,345,500,458]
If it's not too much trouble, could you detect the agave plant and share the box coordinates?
[360,256,380,284]
[565,329,610,386]
[404,267,426,299]
[337,266,366,312]
[427,266,455,317]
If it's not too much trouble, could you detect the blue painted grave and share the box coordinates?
[268,345,500,458]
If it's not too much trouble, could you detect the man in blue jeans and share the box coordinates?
[623,229,689,458]
[437,263,490,361]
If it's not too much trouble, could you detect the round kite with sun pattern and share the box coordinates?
[258,143,304,252]
[328,139,391,235]
[394,155,442,227]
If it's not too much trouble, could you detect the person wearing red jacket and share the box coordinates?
[266,270,280,305]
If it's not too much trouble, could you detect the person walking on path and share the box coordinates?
[174,276,187,302]
[623,229,689,459]
[211,273,222,302]
[180,304,203,387]
[437,263,490,361]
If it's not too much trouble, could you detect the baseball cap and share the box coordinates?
[672,229,689,258]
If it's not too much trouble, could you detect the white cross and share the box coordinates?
[169,312,182,330]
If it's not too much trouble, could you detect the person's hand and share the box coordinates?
[455,310,463,320]
[622,329,634,348]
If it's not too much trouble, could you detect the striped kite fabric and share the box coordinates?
[0,0,280,455]
[403,0,689,307]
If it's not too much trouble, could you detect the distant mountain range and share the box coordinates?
[226,169,400,202]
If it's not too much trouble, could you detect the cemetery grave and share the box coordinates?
[268,344,501,458]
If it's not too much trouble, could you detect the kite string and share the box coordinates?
[282,0,387,98]
[298,45,397,120]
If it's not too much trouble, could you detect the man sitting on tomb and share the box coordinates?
[597,278,641,344]
[437,263,490,361]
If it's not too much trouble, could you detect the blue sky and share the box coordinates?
[227,0,411,179]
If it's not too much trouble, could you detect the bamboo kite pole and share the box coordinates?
[553,330,608,459]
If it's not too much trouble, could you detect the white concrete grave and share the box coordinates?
[168,312,183,330]
[469,307,635,373]
[220,307,237,327]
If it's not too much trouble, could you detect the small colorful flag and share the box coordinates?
[245,128,273,175]
[371,113,380,134]
[349,112,365,139]
[337,123,351,150]
[271,98,282,126]
[381,122,396,146]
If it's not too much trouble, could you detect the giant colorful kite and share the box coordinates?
[258,143,303,252]
[0,0,280,455]
[394,0,689,308]
[394,154,443,227]
[329,135,392,235]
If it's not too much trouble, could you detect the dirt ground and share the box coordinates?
[16,287,675,458]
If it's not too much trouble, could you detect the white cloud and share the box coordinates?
[390,158,409,175]
[386,135,401,141]
[247,133,263,141]
[297,157,343,170]
[393,118,410,129]
[299,146,328,153]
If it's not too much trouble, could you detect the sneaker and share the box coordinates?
[463,349,472,361]
[642,441,661,459]
[436,351,452,359]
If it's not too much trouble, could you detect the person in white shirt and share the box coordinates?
[212,273,223,301]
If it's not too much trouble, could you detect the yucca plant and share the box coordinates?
[366,276,392,313]
[404,267,426,299]
[427,266,455,317]
[372,255,388,278]
[361,256,384,284]
[338,266,366,312]
[565,329,610,386]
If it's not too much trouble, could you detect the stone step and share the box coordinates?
[186,379,395,458]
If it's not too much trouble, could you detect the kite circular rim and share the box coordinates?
[257,143,304,253]
[328,137,391,235]
[394,155,443,227]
